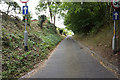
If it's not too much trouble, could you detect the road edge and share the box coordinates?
[18,39,64,79]
[74,38,119,79]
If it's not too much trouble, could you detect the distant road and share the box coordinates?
[31,36,117,79]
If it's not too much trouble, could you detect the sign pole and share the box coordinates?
[111,0,120,54]
[113,18,116,53]
[24,3,28,51]
[20,0,29,51]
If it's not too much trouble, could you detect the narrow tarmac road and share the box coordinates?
[31,37,117,78]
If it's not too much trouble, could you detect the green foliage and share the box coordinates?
[38,15,46,29]
[59,2,111,35]
[40,53,47,59]
[36,2,111,35]
[36,1,61,24]
[35,2,48,15]
[27,12,33,26]
[4,1,21,14]
[2,15,62,78]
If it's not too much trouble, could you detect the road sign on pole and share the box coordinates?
[112,8,118,54]
[24,3,28,51]
[111,0,120,9]
[111,0,119,53]
[20,0,29,3]
[23,6,28,15]
[20,0,29,51]
[113,11,119,20]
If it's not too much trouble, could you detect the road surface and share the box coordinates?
[31,37,117,78]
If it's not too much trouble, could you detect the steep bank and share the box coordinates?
[2,13,62,78]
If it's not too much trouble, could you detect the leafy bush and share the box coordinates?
[63,2,109,35]
[2,17,62,78]
[38,15,47,29]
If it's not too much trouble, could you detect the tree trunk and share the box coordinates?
[47,1,52,23]
[54,15,55,26]
[49,7,52,23]
[7,5,10,15]
[40,21,43,29]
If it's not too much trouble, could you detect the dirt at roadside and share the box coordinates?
[74,24,119,67]
[76,37,118,65]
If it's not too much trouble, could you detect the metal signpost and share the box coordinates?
[20,0,29,51]
[111,0,120,53]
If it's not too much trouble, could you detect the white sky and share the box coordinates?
[8,0,66,28]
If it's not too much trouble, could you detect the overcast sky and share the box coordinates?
[0,0,66,28]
